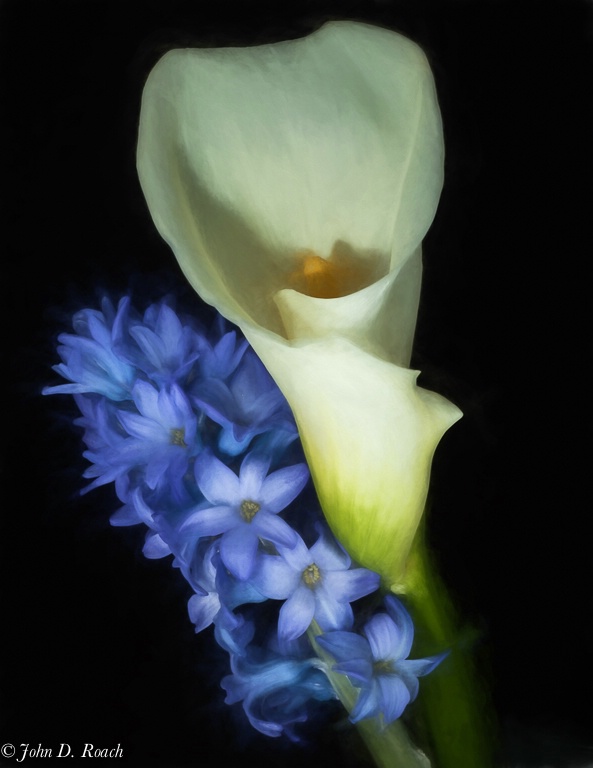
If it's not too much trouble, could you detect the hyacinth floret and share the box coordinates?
[181,450,307,580]
[44,295,445,739]
[193,316,248,382]
[252,527,380,643]
[221,651,335,741]
[192,348,298,456]
[119,300,204,386]
[43,297,136,401]
[317,595,448,726]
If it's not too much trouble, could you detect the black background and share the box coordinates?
[2,1,592,766]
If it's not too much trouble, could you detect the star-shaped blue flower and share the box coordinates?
[251,528,380,642]
[317,595,447,725]
[114,380,199,490]
[181,451,308,580]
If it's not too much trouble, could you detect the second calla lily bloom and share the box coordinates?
[137,21,462,587]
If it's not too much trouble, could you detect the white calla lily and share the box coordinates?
[137,20,461,586]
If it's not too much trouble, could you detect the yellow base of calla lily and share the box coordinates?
[288,243,386,300]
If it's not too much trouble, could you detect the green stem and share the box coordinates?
[309,528,496,768]
[392,531,497,768]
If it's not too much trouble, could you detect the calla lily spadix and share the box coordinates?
[137,20,462,589]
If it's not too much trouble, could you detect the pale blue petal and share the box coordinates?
[188,592,220,632]
[215,610,255,655]
[180,505,237,536]
[316,630,371,664]
[365,613,403,662]
[130,487,157,526]
[218,428,252,456]
[399,652,448,680]
[131,379,160,420]
[220,526,259,580]
[157,303,184,347]
[109,505,142,527]
[143,532,171,559]
[260,463,309,512]
[195,451,241,504]
[278,586,315,641]
[165,384,194,425]
[157,386,182,426]
[43,382,91,395]
[223,578,267,611]
[212,330,237,371]
[193,378,236,425]
[239,452,270,499]
[332,658,373,685]
[145,452,172,489]
[350,685,380,723]
[309,530,350,570]
[323,568,380,603]
[377,675,410,723]
[86,312,111,347]
[314,593,353,632]
[384,595,415,659]
[251,555,299,599]
[246,717,284,739]
[117,411,163,441]
[274,534,310,571]
[199,541,219,590]
[130,325,164,368]
[396,667,420,701]
[253,510,298,549]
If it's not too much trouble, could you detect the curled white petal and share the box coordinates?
[244,328,461,582]
[137,21,443,340]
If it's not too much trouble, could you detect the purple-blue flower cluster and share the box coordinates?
[44,295,445,740]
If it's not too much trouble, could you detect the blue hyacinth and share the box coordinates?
[318,595,448,726]
[182,450,308,580]
[251,527,380,644]
[44,294,446,740]
[45,298,136,401]
[222,652,335,741]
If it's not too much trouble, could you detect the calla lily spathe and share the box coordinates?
[137,21,461,587]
